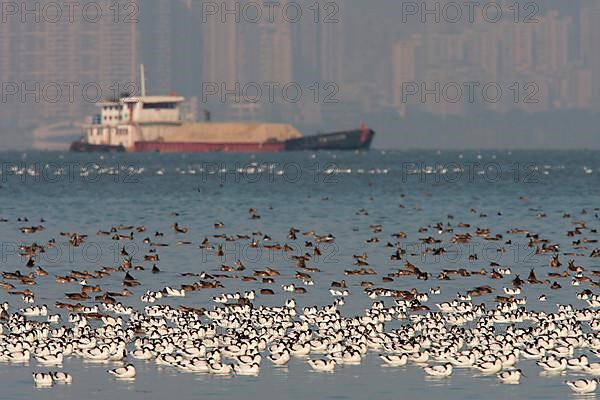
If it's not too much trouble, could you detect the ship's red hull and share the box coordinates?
[72,128,375,153]
[133,141,285,153]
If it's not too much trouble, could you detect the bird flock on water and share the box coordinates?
[2,207,600,396]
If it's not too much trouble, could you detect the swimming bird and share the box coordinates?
[448,353,476,368]
[409,351,430,364]
[7,350,30,362]
[108,364,136,379]
[582,363,600,375]
[537,357,567,372]
[36,353,64,365]
[233,363,260,375]
[131,349,154,360]
[173,223,189,233]
[32,372,53,387]
[424,363,453,377]
[380,354,408,367]
[565,379,598,394]
[308,359,336,372]
[208,361,233,375]
[51,372,73,384]
[268,351,290,366]
[567,355,589,370]
[476,359,502,374]
[497,369,522,384]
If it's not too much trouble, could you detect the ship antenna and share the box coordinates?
[140,64,147,97]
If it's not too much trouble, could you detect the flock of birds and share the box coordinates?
[2,206,600,397]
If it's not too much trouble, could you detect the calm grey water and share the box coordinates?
[1,150,599,400]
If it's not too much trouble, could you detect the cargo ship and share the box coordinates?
[70,69,374,153]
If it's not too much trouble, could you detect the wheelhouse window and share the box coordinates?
[142,102,177,109]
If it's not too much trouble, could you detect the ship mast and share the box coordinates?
[140,64,147,97]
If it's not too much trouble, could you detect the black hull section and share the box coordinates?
[284,129,375,151]
[70,142,125,153]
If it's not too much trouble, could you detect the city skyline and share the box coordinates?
[0,0,599,149]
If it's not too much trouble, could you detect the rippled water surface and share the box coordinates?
[1,150,600,400]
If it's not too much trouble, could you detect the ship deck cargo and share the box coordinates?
[133,141,285,153]
[155,122,302,143]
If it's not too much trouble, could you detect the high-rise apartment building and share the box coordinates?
[202,0,240,91]
[393,34,421,116]
[1,0,139,128]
